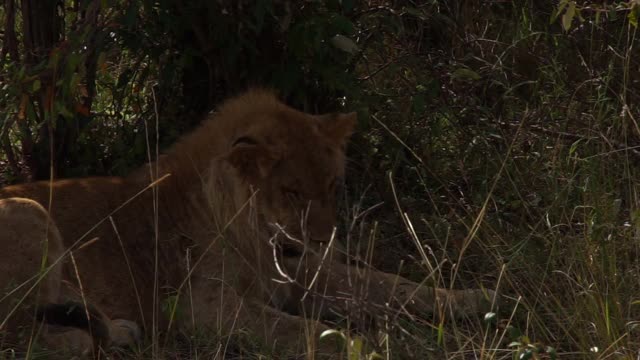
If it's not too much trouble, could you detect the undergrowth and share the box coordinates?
[2,1,640,359]
[339,2,640,359]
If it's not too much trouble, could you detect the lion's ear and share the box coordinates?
[318,112,357,146]
[225,141,279,180]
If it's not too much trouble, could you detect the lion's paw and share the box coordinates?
[109,319,141,348]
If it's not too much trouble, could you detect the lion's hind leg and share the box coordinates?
[0,197,64,307]
[0,197,141,358]
[376,271,497,318]
[0,197,65,350]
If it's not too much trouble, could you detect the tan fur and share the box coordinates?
[0,198,140,357]
[0,90,495,357]
[0,198,63,342]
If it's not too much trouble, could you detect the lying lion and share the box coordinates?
[0,90,494,357]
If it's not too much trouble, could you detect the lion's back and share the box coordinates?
[0,177,131,245]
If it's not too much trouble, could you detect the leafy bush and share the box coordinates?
[1,0,360,180]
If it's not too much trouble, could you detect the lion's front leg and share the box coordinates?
[181,277,343,358]
[373,270,496,318]
[284,255,496,322]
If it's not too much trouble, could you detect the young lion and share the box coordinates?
[0,198,139,357]
[0,90,495,357]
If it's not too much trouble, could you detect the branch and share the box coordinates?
[81,0,102,113]
[0,118,22,181]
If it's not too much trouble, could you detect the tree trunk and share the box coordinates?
[1,0,19,60]
[21,0,60,65]
[19,0,61,180]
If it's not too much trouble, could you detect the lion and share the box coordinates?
[0,90,495,357]
[0,198,139,358]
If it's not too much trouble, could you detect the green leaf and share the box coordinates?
[629,5,639,28]
[350,337,363,360]
[519,349,533,360]
[32,80,41,92]
[551,0,568,24]
[546,346,557,360]
[562,2,576,31]
[319,328,347,352]
[507,325,523,340]
[452,68,481,81]
[483,312,497,325]
[330,34,359,54]
[320,329,346,341]
[569,139,581,156]
[161,294,183,322]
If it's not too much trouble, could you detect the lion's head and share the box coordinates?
[206,91,356,258]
